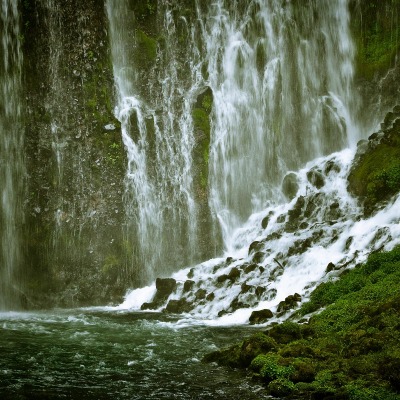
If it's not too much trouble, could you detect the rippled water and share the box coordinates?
[0,310,269,399]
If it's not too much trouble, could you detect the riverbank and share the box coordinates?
[203,244,400,399]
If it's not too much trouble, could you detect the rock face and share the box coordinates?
[348,106,400,214]
[21,0,125,307]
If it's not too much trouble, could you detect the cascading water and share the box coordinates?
[115,0,400,323]
[203,0,359,244]
[106,1,213,284]
[107,0,360,285]
[0,0,24,309]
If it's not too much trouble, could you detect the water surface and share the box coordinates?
[0,309,269,399]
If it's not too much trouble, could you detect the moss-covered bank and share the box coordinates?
[204,246,400,399]
[348,105,400,214]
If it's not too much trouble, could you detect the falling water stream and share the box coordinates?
[0,0,24,310]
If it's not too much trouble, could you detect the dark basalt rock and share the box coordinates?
[307,169,325,189]
[195,288,207,300]
[261,211,274,229]
[255,286,266,297]
[228,267,241,280]
[183,280,195,292]
[282,172,299,200]
[206,292,215,301]
[248,240,262,255]
[324,160,341,175]
[154,278,177,302]
[326,262,335,272]
[244,263,258,274]
[165,299,192,313]
[230,298,249,312]
[249,309,273,324]
[217,274,230,283]
[277,293,302,313]
[226,256,234,264]
[141,301,158,310]
[252,252,265,264]
[241,283,253,294]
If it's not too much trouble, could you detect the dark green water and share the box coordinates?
[0,310,270,399]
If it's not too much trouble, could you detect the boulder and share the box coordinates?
[255,286,266,297]
[277,293,302,312]
[252,251,265,263]
[307,169,325,189]
[228,267,241,280]
[261,211,274,229]
[154,278,177,302]
[165,299,192,313]
[141,302,158,310]
[195,288,207,300]
[217,274,230,283]
[244,263,258,274]
[282,172,299,200]
[248,240,262,255]
[183,280,195,292]
[249,309,273,324]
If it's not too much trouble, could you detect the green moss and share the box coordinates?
[136,29,158,63]
[351,0,400,80]
[192,89,213,191]
[348,112,400,212]
[204,245,400,399]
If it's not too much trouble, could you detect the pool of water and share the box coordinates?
[0,309,270,399]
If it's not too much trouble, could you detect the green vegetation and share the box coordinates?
[203,246,400,399]
[351,0,400,80]
[136,29,158,64]
[348,112,400,213]
[192,89,213,190]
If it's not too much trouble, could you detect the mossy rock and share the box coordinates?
[348,108,400,213]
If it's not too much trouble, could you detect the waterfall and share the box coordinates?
[0,0,24,309]
[203,0,359,245]
[107,0,359,284]
[107,0,212,285]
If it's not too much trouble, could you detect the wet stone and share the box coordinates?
[307,169,325,189]
[326,262,335,272]
[261,211,274,229]
[324,160,341,175]
[183,280,195,293]
[282,172,299,200]
[255,286,266,297]
[241,283,253,294]
[248,240,262,255]
[195,289,207,300]
[252,252,265,264]
[244,263,258,274]
[249,309,273,324]
[217,274,229,283]
[206,292,215,301]
[228,267,241,280]
[165,299,192,313]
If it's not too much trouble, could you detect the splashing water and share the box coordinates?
[119,148,400,325]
